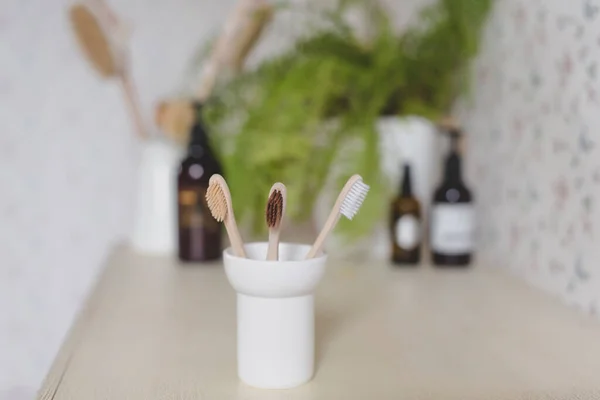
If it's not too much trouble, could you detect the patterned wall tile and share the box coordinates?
[463,0,600,316]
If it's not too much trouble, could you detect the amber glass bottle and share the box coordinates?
[390,164,422,265]
[177,105,223,262]
[430,129,474,267]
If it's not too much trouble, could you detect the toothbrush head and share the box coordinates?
[339,175,370,220]
[206,174,230,222]
[69,4,117,78]
[266,183,286,229]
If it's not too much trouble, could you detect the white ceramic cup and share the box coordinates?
[223,242,327,389]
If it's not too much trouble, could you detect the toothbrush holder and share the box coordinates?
[223,242,327,389]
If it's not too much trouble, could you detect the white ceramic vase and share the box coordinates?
[223,242,327,389]
[376,116,439,210]
[130,137,183,254]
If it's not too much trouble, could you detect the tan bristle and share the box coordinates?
[266,190,283,228]
[206,183,227,222]
[70,4,117,78]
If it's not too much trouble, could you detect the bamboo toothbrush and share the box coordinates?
[69,2,147,140]
[206,174,247,258]
[305,175,370,259]
[155,0,273,144]
[265,183,286,261]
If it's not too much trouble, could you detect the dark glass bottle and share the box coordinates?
[177,104,223,262]
[430,129,474,267]
[390,164,422,265]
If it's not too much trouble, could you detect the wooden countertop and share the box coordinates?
[38,246,600,399]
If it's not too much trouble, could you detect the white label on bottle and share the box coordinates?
[395,215,420,249]
[431,204,474,254]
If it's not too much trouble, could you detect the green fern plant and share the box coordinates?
[203,0,493,239]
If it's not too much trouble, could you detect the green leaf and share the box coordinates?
[201,0,493,239]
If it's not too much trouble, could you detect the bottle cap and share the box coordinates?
[192,101,204,114]
[444,127,464,155]
[188,102,209,148]
[400,163,413,197]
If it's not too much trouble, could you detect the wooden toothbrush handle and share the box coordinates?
[119,72,147,139]
[225,219,247,258]
[267,229,279,261]
[305,211,341,259]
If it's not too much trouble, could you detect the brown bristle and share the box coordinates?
[266,190,283,228]
[206,183,227,222]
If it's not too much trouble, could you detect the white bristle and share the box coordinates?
[340,179,369,220]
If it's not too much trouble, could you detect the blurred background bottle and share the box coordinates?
[430,129,474,267]
[390,163,422,265]
[177,105,223,262]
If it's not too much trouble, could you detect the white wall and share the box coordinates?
[0,0,237,398]
[0,0,426,398]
